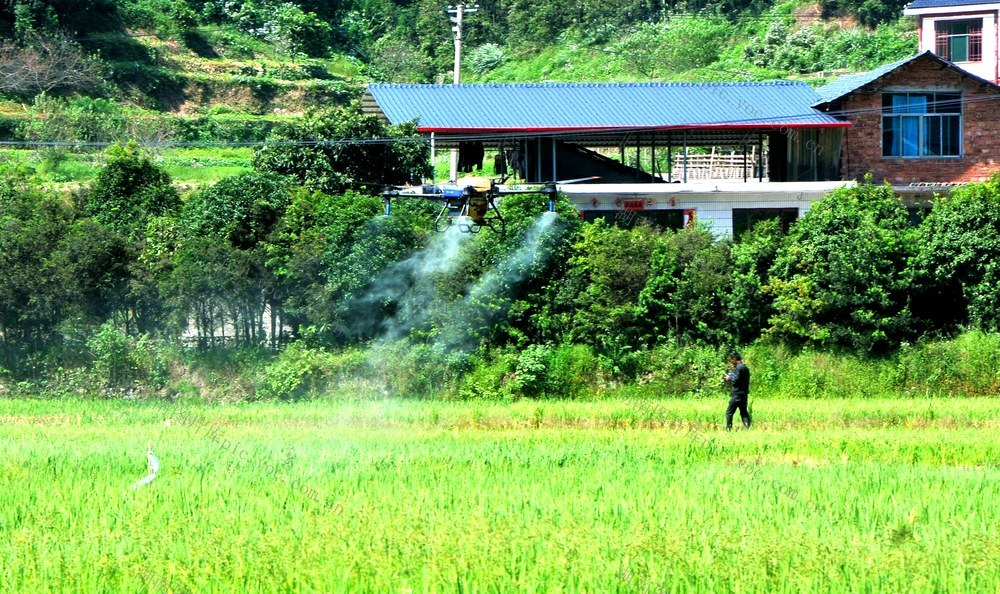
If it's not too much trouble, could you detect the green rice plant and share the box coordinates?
[0,397,996,592]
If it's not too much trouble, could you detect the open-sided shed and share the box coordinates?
[363,81,850,184]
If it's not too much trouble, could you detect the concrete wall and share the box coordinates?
[556,181,853,238]
[917,11,1000,83]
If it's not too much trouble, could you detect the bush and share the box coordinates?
[609,19,730,78]
[87,321,168,391]
[641,342,728,397]
[469,43,507,76]
[766,183,917,353]
[726,219,784,344]
[640,225,732,345]
[891,331,1000,396]
[254,103,429,194]
[458,351,518,401]
[914,175,1000,332]
[458,344,601,400]
[173,117,276,143]
[182,171,291,249]
[367,341,469,399]
[256,342,328,400]
[86,143,180,240]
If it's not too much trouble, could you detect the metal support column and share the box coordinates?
[683,131,688,184]
[536,138,542,182]
[551,137,557,181]
[651,136,657,180]
[743,141,748,183]
[758,132,764,182]
[667,132,673,182]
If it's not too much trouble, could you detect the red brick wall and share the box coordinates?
[838,56,1000,183]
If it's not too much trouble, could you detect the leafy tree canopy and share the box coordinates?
[253,103,430,195]
[86,143,180,240]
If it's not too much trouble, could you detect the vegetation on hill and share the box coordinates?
[0,1,919,189]
[0,1,917,112]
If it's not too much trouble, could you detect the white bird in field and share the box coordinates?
[130,440,159,490]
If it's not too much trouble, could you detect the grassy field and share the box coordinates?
[0,147,253,188]
[0,397,997,593]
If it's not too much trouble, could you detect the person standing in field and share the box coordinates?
[724,351,751,430]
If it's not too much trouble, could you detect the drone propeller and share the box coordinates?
[553,176,602,185]
[500,176,600,211]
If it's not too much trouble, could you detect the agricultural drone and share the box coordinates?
[382,176,598,236]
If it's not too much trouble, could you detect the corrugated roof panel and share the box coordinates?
[813,54,924,105]
[814,51,1000,106]
[368,81,847,132]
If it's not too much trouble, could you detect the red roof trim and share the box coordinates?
[418,122,852,133]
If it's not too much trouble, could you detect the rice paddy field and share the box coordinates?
[1,397,997,593]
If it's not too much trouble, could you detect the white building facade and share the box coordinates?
[904,0,1000,83]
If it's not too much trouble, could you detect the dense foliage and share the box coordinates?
[0,0,918,101]
[2,128,999,398]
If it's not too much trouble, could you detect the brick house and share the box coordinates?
[814,51,1000,183]
[904,0,1000,84]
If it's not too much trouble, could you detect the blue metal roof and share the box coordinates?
[906,0,999,9]
[814,51,1000,106]
[367,82,847,132]
[813,54,925,106]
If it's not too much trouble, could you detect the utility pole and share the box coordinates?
[447,4,477,181]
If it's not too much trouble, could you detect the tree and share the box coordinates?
[0,165,75,354]
[177,172,294,345]
[725,219,785,344]
[57,218,133,328]
[640,225,732,345]
[766,183,917,352]
[253,102,430,195]
[914,175,1000,332]
[86,144,180,241]
[0,35,105,97]
[549,219,663,352]
[182,172,292,250]
[262,189,436,343]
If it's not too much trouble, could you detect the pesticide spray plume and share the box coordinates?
[346,223,471,340]
[434,210,561,353]
[347,210,564,397]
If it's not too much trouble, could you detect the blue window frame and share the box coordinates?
[882,93,962,158]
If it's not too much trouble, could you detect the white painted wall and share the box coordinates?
[556,181,855,238]
[905,5,1000,83]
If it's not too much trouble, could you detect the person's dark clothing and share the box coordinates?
[726,362,751,430]
[458,141,484,173]
[726,397,751,430]
[729,362,749,398]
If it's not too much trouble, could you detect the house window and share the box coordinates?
[732,208,799,239]
[935,19,982,62]
[882,93,962,158]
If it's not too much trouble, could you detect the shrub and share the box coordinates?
[766,183,917,353]
[86,143,180,240]
[642,342,728,397]
[469,43,507,76]
[914,175,1000,332]
[726,219,784,344]
[87,321,168,390]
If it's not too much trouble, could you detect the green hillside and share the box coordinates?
[0,1,918,116]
